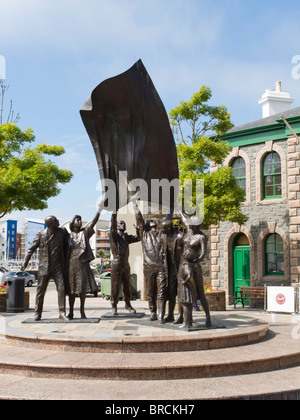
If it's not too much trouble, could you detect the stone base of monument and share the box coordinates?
[101,312,145,320]
[1,311,300,400]
[8,312,269,355]
[128,315,224,331]
[22,317,100,324]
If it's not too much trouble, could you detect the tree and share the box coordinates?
[169,86,247,228]
[0,79,73,218]
[97,249,105,259]
[0,80,20,125]
[0,122,73,219]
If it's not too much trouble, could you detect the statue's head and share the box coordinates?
[70,215,82,232]
[187,215,203,234]
[45,216,60,229]
[161,219,174,235]
[117,220,126,232]
[145,219,157,231]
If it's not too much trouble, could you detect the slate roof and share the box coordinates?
[228,106,300,133]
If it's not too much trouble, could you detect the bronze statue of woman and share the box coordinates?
[67,197,106,319]
[176,214,211,329]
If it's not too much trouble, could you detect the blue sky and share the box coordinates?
[1,0,300,230]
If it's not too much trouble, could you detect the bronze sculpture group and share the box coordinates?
[21,196,107,321]
[132,194,211,329]
[21,60,212,329]
[21,195,211,329]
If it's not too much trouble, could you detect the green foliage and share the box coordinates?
[0,123,73,218]
[170,86,247,228]
[97,249,106,259]
[177,136,231,177]
[202,167,247,227]
[169,86,234,143]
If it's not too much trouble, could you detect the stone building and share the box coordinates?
[211,82,300,305]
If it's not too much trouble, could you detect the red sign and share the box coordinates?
[276,294,286,305]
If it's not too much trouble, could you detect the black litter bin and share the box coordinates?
[6,277,25,313]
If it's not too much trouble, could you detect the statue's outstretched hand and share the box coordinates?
[97,192,109,213]
[129,188,140,205]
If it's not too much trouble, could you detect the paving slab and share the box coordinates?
[0,366,299,400]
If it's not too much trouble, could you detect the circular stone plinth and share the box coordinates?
[2,312,268,353]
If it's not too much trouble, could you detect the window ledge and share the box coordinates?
[256,198,287,206]
[261,275,288,282]
[241,201,251,207]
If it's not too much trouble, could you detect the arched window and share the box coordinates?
[265,234,284,276]
[263,152,282,199]
[231,157,246,200]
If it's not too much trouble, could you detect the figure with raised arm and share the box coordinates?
[161,219,183,323]
[176,213,211,329]
[110,213,140,316]
[67,196,107,320]
[131,194,168,323]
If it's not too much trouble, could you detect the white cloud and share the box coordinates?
[62,147,88,166]
[57,145,98,172]
[0,0,225,55]
[0,0,231,109]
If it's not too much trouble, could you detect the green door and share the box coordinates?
[234,246,250,306]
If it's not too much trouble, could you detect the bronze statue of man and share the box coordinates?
[132,196,168,323]
[110,214,140,315]
[21,216,69,321]
[161,219,182,323]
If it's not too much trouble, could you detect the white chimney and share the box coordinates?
[258,82,294,118]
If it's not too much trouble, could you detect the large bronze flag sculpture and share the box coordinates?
[80,59,179,211]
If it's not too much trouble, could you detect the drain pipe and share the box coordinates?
[281,115,300,139]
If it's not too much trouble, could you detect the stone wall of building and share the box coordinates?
[211,137,299,304]
[201,229,211,287]
[287,135,300,285]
